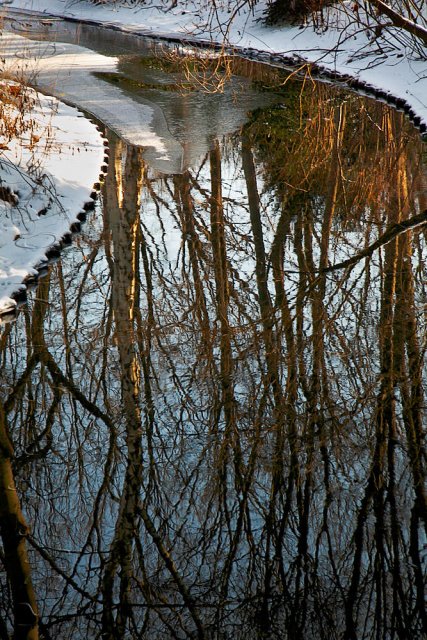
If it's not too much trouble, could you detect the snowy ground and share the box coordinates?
[1,0,427,130]
[0,84,105,317]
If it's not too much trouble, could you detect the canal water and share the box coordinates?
[0,14,426,640]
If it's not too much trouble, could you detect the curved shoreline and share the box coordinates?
[0,89,109,322]
[3,142,108,322]
[0,155,108,323]
[4,6,427,141]
[1,8,425,321]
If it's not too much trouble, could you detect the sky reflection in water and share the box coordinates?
[0,62,426,640]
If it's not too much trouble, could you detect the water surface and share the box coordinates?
[0,21,426,640]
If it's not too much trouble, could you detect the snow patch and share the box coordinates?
[0,87,105,317]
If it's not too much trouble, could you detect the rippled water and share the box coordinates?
[0,19,426,640]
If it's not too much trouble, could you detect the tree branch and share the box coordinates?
[364,0,427,47]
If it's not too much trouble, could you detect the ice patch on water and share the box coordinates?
[0,33,183,173]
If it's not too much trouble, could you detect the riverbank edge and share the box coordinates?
[6,6,427,140]
[1,8,425,321]
[0,114,109,323]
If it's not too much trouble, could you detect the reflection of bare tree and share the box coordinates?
[101,137,144,638]
[0,400,38,639]
[343,145,427,638]
[102,134,207,640]
[0,81,426,639]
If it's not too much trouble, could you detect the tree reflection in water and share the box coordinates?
[0,81,426,640]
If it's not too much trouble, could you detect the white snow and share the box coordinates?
[0,85,105,317]
[1,0,427,128]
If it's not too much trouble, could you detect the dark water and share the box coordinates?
[0,22,426,640]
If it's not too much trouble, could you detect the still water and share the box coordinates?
[0,19,426,640]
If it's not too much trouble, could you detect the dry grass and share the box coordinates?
[0,82,38,145]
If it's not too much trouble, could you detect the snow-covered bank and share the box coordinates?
[2,0,427,136]
[0,86,106,319]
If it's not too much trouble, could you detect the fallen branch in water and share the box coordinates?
[323,209,427,273]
